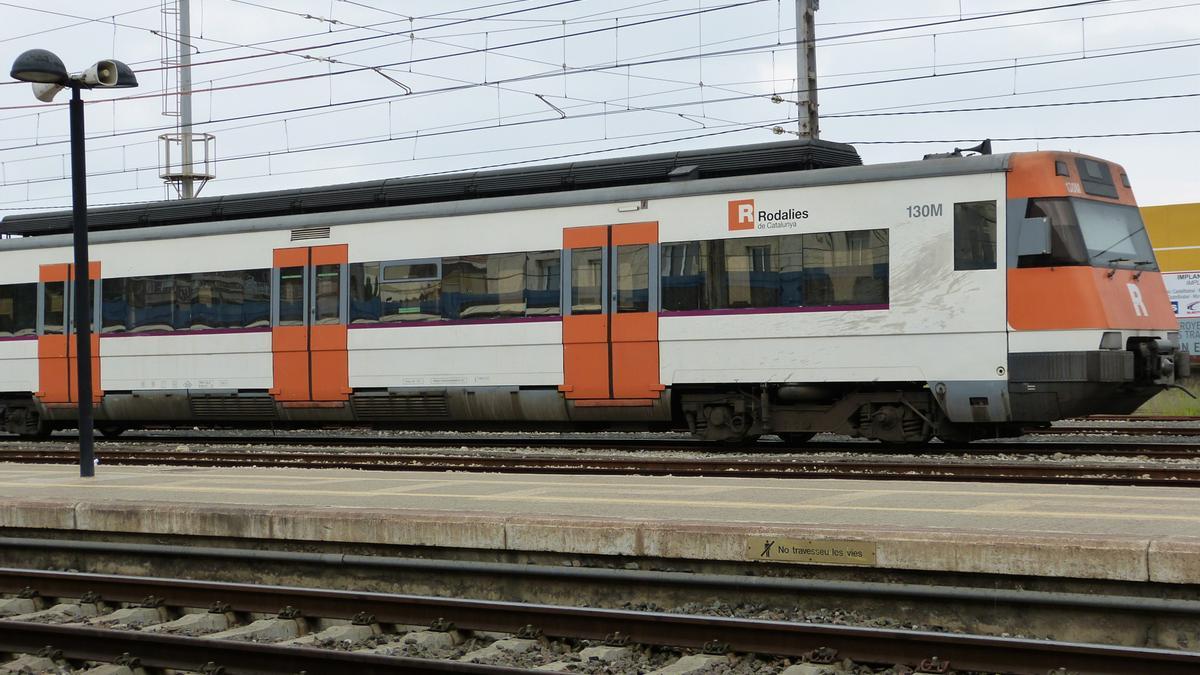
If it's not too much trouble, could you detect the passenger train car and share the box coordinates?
[0,139,1186,443]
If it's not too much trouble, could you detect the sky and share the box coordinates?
[0,0,1196,217]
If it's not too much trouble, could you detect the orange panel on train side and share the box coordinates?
[310,324,347,351]
[37,335,70,403]
[67,333,102,403]
[562,313,608,345]
[562,343,611,399]
[271,325,310,401]
[310,324,349,401]
[611,221,658,246]
[273,247,309,268]
[310,244,348,266]
[563,225,608,249]
[1008,267,1178,331]
[310,351,350,400]
[612,313,662,399]
[612,311,657,343]
[40,264,69,283]
[561,314,609,399]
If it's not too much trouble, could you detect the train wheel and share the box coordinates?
[97,425,127,438]
[9,409,51,439]
[778,432,816,445]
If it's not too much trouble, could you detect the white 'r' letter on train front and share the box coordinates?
[1127,283,1149,317]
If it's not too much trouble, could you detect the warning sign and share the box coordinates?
[1164,271,1200,318]
[745,537,876,565]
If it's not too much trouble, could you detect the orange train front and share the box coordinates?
[1003,151,1186,426]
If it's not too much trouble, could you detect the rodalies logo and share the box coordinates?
[728,198,756,231]
[727,198,809,231]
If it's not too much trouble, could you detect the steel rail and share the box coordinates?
[1031,425,1200,437]
[5,438,1200,458]
[0,448,1197,485]
[1085,415,1200,422]
[8,536,1200,616]
[1,569,1198,675]
[0,621,524,674]
[6,431,1200,454]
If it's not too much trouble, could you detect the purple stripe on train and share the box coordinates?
[99,326,274,338]
[659,304,889,317]
[348,315,562,329]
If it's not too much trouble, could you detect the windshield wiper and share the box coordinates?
[1105,257,1130,278]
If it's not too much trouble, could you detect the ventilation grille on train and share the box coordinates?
[290,226,330,241]
[189,396,278,419]
[352,394,449,421]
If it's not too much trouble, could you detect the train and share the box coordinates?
[0,139,1187,443]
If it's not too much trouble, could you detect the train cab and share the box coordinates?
[1004,152,1187,422]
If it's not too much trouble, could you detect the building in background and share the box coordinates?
[1143,202,1200,360]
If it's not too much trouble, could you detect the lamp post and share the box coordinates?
[10,49,137,478]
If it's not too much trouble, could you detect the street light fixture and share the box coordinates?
[10,48,138,478]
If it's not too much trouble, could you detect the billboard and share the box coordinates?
[1164,271,1200,318]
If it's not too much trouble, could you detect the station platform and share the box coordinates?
[1,463,1198,584]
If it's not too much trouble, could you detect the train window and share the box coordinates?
[101,278,127,333]
[661,242,708,311]
[134,276,175,332]
[953,201,997,271]
[352,251,558,324]
[443,253,526,320]
[349,261,441,323]
[240,270,272,328]
[172,274,197,330]
[661,229,888,313]
[101,269,273,333]
[571,247,604,315]
[802,230,888,306]
[616,244,650,313]
[0,283,36,337]
[42,281,65,335]
[313,264,342,325]
[277,267,306,326]
[382,259,439,282]
[723,236,804,309]
[348,263,376,323]
[525,250,561,316]
[1017,198,1089,268]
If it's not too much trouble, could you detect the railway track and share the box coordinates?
[6,430,1200,455]
[3,446,1200,486]
[2,568,1197,674]
[1031,425,1200,437]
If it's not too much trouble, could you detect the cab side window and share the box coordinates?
[954,201,997,270]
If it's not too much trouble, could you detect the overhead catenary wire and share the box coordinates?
[0,29,1196,192]
[4,31,1195,174]
[0,0,1169,144]
[5,121,1200,212]
[0,0,1115,101]
[0,0,1192,210]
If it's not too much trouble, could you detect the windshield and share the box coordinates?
[1073,199,1157,270]
[1018,198,1158,271]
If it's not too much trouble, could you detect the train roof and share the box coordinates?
[0,138,862,238]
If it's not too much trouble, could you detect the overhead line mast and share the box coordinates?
[796,0,819,138]
[160,0,215,199]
